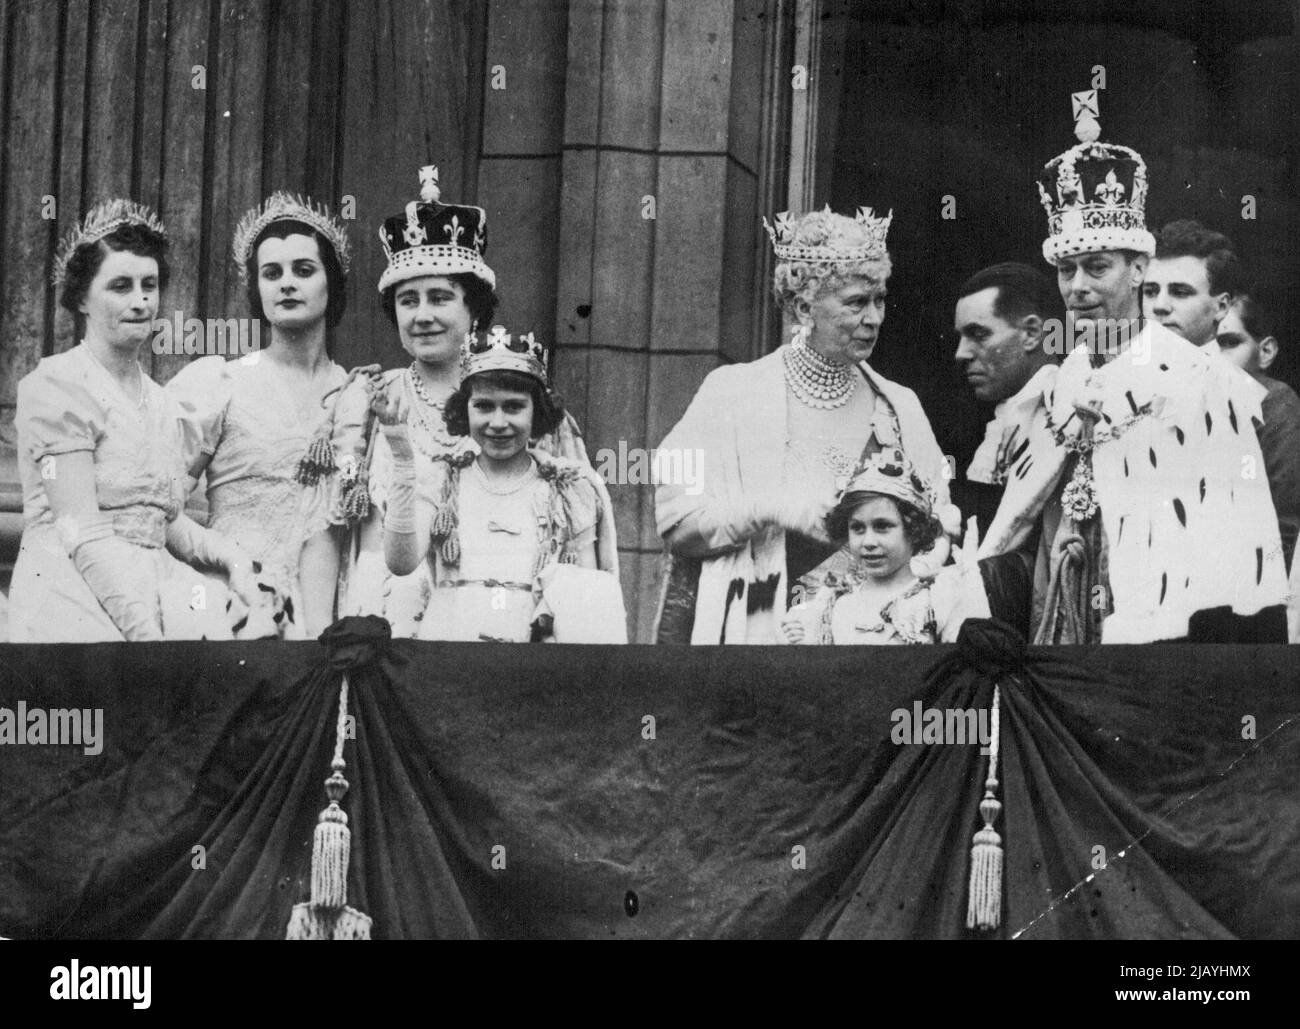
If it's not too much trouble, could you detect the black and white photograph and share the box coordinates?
[0,0,1296,965]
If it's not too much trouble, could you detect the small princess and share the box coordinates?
[781,448,988,645]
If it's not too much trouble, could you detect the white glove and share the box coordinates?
[72,533,163,641]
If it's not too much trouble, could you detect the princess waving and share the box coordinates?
[782,449,988,645]
[374,326,624,643]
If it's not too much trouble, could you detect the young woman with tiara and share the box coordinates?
[331,166,616,635]
[781,449,987,645]
[370,324,624,642]
[9,201,258,641]
[166,192,354,637]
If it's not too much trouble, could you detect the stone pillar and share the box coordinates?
[552,0,788,640]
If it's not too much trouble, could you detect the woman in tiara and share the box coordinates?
[372,325,624,642]
[332,166,615,635]
[166,193,354,637]
[9,201,258,641]
[654,205,958,644]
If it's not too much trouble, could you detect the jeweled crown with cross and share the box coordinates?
[1037,90,1155,263]
[762,205,892,265]
[462,325,549,385]
[377,165,495,293]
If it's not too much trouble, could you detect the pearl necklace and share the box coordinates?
[783,338,856,409]
[407,364,460,454]
[472,457,536,496]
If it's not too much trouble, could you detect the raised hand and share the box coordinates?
[781,611,807,644]
[368,373,408,427]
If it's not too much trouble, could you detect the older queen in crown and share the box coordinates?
[655,205,956,644]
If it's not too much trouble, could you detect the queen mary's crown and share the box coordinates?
[1038,89,1155,263]
[762,205,892,265]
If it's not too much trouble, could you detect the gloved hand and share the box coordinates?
[72,534,163,641]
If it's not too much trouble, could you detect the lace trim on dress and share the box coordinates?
[817,572,937,645]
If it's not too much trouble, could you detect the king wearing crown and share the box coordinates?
[654,204,958,645]
[991,91,1288,644]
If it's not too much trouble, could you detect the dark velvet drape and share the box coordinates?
[1,621,1297,939]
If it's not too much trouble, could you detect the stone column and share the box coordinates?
[551,0,788,640]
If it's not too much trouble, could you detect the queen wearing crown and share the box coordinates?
[371,324,624,642]
[654,205,956,644]
[165,192,355,637]
[9,201,258,640]
[332,166,614,634]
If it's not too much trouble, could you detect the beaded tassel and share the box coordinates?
[429,455,473,568]
[295,431,336,485]
[297,364,381,486]
[287,674,372,940]
[966,684,1002,931]
[339,415,378,523]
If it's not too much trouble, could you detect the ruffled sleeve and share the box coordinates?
[16,364,102,461]
[164,356,235,477]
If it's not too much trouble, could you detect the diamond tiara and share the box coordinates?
[232,191,352,279]
[52,200,168,287]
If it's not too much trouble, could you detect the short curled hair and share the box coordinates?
[772,256,892,314]
[243,220,348,328]
[443,368,565,440]
[825,490,942,554]
[1153,219,1243,297]
[60,223,170,315]
[380,272,498,329]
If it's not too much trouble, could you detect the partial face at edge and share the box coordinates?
[1216,304,1274,377]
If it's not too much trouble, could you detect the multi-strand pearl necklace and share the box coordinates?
[407,364,459,455]
[783,337,856,409]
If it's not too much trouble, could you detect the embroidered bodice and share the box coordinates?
[168,353,346,575]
